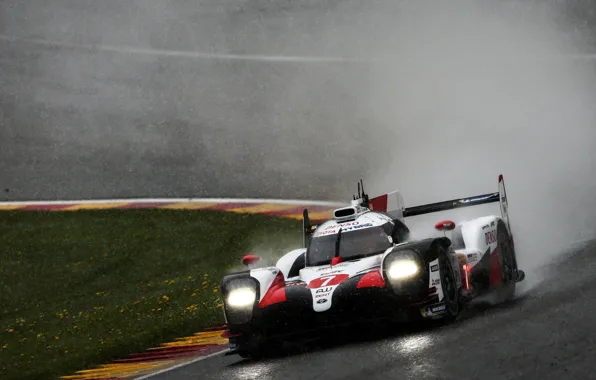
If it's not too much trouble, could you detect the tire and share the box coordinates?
[438,250,460,322]
[235,331,283,360]
[496,221,517,302]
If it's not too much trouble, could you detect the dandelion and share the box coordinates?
[213,289,218,293]
[201,281,207,285]
[55,336,60,340]
[162,295,169,302]
[120,308,125,313]
[217,303,223,307]
[36,334,42,338]
[188,276,193,280]
[191,293,197,297]
[7,329,13,333]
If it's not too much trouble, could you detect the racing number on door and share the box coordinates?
[308,274,349,288]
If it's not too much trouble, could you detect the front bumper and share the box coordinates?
[226,281,440,339]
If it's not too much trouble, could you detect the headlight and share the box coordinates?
[227,287,256,308]
[387,259,419,280]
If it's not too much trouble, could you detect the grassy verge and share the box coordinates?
[0,210,301,380]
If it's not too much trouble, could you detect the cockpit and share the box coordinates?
[306,225,394,267]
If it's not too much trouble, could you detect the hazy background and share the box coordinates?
[2,0,596,284]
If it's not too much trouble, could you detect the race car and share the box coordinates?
[220,174,525,358]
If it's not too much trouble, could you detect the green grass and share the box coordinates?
[0,210,301,380]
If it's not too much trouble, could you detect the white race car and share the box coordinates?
[220,175,525,358]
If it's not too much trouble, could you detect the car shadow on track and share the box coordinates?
[226,294,531,366]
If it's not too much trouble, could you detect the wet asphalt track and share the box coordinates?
[154,242,596,380]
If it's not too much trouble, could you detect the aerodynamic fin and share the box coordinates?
[368,190,405,220]
[401,175,507,217]
[303,208,313,248]
[498,174,510,231]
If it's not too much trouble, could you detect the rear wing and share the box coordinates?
[302,174,512,247]
[403,192,499,217]
[370,174,511,230]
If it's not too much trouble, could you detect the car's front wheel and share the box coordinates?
[438,250,460,322]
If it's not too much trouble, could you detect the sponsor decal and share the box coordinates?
[431,264,439,272]
[315,223,374,236]
[325,221,360,230]
[317,299,328,304]
[316,287,332,293]
[485,230,497,245]
[420,303,448,318]
[431,304,446,312]
[286,281,306,287]
[315,293,330,298]
[316,269,345,275]
[481,224,490,230]
[432,279,441,286]
[467,253,479,262]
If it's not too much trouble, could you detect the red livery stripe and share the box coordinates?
[356,270,386,289]
[258,272,287,308]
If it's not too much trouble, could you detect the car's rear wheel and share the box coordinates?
[496,221,517,301]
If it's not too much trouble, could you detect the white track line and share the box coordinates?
[0,34,368,63]
[134,348,231,380]
[0,198,346,207]
[2,34,595,62]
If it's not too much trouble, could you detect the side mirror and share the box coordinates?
[434,220,456,231]
[242,254,261,266]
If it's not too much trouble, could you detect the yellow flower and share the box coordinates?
[2,344,7,349]
[55,336,60,340]
[7,329,13,333]
[188,276,193,280]
[120,308,125,313]
[36,334,42,338]
[217,303,223,307]
[213,289,218,293]
[191,293,197,297]
[162,295,169,302]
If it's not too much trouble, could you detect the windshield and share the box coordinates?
[306,226,393,266]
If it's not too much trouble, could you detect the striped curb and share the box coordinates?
[61,327,229,380]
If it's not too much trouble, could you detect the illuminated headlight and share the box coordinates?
[387,259,419,280]
[227,287,256,308]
